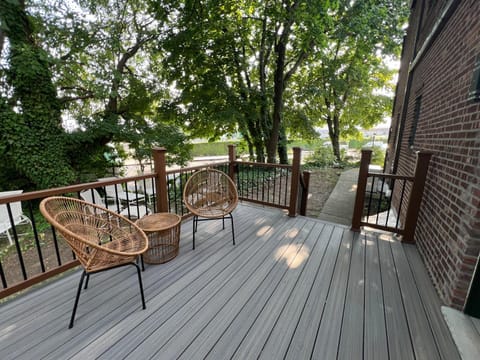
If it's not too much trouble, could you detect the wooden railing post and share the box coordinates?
[299,170,311,216]
[288,147,302,217]
[228,144,236,183]
[152,147,169,213]
[402,151,433,243]
[351,149,372,232]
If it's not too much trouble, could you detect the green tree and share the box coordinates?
[0,0,76,189]
[0,0,190,189]
[32,0,190,167]
[159,0,331,163]
[288,0,408,162]
[157,0,407,164]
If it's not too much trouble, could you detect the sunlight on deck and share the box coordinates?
[256,225,272,237]
[274,244,310,269]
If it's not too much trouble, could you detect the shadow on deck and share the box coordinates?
[0,203,460,359]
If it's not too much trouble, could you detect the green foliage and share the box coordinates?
[191,142,240,157]
[159,0,333,162]
[371,146,386,167]
[1,1,75,189]
[0,0,191,190]
[304,146,337,168]
[0,0,406,190]
[286,0,409,161]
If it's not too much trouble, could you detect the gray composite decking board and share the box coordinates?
[172,219,318,360]
[29,230,238,360]
[337,231,365,360]
[231,221,324,359]
[403,244,462,360]
[472,317,480,335]
[363,231,388,360]
[378,235,416,360]
[256,223,333,360]
[130,218,310,360]
[2,238,224,358]
[0,204,462,360]
[284,225,344,360]
[2,216,236,360]
[7,206,267,360]
[311,229,354,360]
[390,239,441,360]
[67,206,289,360]
[0,266,141,359]
[81,209,295,359]
[176,221,326,360]
[197,219,314,360]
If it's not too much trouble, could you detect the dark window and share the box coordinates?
[468,55,480,102]
[409,96,422,148]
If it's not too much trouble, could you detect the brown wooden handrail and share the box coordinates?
[351,148,432,243]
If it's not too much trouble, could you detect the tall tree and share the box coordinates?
[0,0,190,189]
[160,0,331,163]
[286,0,408,162]
[32,0,188,165]
[159,0,406,164]
[0,0,75,188]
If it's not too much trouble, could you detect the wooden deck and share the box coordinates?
[0,204,460,359]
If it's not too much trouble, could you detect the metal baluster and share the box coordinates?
[28,201,46,272]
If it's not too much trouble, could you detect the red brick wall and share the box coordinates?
[389,0,480,309]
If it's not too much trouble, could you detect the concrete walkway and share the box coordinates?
[317,168,359,226]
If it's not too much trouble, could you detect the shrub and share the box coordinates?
[304,146,337,168]
[371,145,386,167]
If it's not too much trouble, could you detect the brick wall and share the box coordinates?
[388,0,480,309]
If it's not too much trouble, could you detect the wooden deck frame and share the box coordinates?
[0,204,459,359]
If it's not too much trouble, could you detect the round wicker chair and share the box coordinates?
[183,169,238,249]
[40,196,149,328]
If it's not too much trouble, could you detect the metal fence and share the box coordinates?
[0,147,310,298]
[351,149,432,243]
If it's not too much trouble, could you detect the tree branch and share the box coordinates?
[0,29,5,60]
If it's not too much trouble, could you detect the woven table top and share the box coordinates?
[136,213,181,232]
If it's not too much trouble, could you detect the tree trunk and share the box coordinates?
[254,139,265,163]
[266,40,286,163]
[278,126,288,164]
[326,113,342,163]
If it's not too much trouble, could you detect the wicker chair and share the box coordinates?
[183,169,238,249]
[40,196,149,328]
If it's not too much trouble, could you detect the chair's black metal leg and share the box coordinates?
[84,273,90,290]
[230,213,235,245]
[192,215,197,250]
[70,270,87,329]
[132,263,146,310]
[140,254,145,271]
[222,215,225,229]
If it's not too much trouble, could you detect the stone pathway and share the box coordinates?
[317,168,359,226]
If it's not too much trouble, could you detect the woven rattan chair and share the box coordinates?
[40,196,148,328]
[183,169,238,249]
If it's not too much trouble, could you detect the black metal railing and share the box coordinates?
[1,146,310,299]
[351,149,432,243]
[235,162,292,210]
[362,173,412,230]
[0,174,155,298]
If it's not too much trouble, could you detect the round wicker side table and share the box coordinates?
[136,213,181,264]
